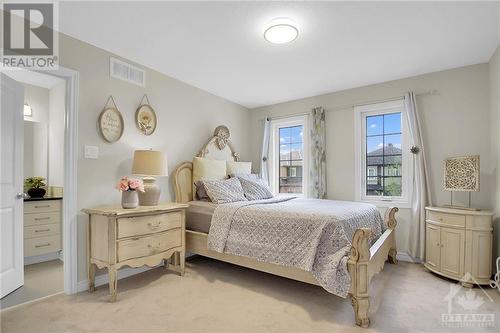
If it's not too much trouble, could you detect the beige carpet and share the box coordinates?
[0,259,64,310]
[1,256,499,333]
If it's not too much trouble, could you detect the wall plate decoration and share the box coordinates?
[135,94,157,136]
[443,155,480,192]
[98,96,124,143]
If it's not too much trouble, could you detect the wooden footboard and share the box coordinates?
[185,206,398,328]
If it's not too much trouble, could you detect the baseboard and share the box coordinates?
[24,251,63,266]
[396,251,421,263]
[76,265,160,293]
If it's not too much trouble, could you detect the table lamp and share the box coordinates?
[132,150,168,206]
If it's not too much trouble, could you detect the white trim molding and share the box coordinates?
[397,251,421,263]
[354,99,413,208]
[41,66,80,295]
[24,251,63,266]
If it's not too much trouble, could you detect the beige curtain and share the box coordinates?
[310,107,327,199]
[405,92,431,260]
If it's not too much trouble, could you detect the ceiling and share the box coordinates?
[59,1,500,108]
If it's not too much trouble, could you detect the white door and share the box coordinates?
[425,223,441,270]
[0,73,24,298]
[440,227,465,279]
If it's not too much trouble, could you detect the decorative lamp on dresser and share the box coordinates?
[82,202,188,301]
[24,197,63,264]
[424,206,493,287]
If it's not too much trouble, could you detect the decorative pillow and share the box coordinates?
[194,180,210,201]
[238,177,274,200]
[226,161,252,176]
[192,157,226,196]
[202,178,247,204]
[231,173,260,181]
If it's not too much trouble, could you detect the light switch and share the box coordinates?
[84,145,99,159]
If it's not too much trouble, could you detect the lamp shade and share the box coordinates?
[132,150,168,176]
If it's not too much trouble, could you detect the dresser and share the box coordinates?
[424,206,493,287]
[24,198,62,262]
[83,202,188,301]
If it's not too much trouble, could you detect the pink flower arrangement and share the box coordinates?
[116,176,145,192]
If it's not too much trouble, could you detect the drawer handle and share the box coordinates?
[35,205,51,208]
[147,243,162,253]
[35,228,51,233]
[35,243,51,248]
[147,221,162,229]
[34,217,51,221]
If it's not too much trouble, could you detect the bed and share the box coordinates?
[173,126,398,328]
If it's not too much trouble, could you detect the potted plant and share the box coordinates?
[116,176,145,209]
[24,176,47,198]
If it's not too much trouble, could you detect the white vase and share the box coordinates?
[121,190,139,209]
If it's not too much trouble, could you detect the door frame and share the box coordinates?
[43,66,79,294]
[3,66,80,295]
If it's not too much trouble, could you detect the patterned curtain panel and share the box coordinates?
[310,107,327,199]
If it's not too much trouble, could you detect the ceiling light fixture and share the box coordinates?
[264,18,299,44]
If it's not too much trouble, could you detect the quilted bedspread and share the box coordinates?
[207,197,385,297]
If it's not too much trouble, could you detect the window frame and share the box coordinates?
[269,115,309,197]
[354,100,412,208]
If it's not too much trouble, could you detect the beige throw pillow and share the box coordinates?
[226,161,252,176]
[192,157,227,197]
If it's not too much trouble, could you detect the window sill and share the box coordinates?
[359,199,411,209]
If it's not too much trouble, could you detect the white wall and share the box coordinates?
[57,34,251,282]
[249,64,493,256]
[490,46,500,264]
[48,81,66,187]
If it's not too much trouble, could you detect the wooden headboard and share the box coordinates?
[173,126,240,203]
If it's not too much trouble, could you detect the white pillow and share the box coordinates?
[192,157,226,196]
[226,161,252,176]
[202,178,247,204]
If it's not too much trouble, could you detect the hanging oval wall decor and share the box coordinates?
[135,94,157,136]
[98,96,124,143]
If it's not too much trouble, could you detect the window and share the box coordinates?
[269,116,308,196]
[354,100,412,207]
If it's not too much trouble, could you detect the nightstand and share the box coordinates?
[82,202,188,301]
[424,206,493,287]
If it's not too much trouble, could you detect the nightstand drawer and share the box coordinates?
[24,223,61,239]
[24,235,61,257]
[427,211,465,227]
[25,200,61,214]
[117,212,182,239]
[117,229,181,262]
[24,212,61,226]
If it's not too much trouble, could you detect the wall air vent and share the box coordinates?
[110,57,145,87]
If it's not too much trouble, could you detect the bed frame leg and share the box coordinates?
[351,296,370,328]
[388,248,398,264]
[348,228,372,328]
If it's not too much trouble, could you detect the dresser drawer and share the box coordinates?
[25,200,61,214]
[24,223,61,239]
[117,212,182,239]
[24,235,61,257]
[117,229,181,262]
[427,211,466,228]
[24,212,60,227]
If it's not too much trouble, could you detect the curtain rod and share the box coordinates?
[264,89,438,121]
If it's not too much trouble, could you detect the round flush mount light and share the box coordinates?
[264,18,299,44]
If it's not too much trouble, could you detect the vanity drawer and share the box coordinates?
[25,200,61,214]
[24,223,61,239]
[117,212,182,239]
[427,211,466,228]
[24,212,60,227]
[117,229,181,262]
[24,235,61,257]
